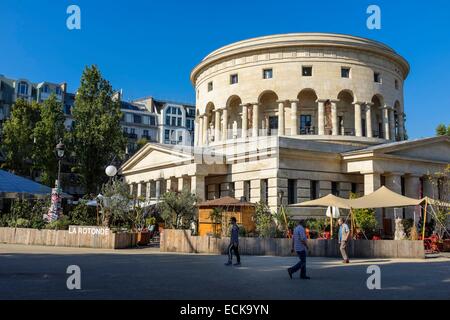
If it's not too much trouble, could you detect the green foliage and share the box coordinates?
[305,218,328,238]
[208,207,223,237]
[136,138,148,151]
[145,216,156,226]
[100,178,131,228]
[69,200,97,226]
[70,65,127,194]
[32,94,66,186]
[159,190,198,229]
[1,99,40,176]
[253,202,277,238]
[3,198,49,229]
[436,124,450,137]
[45,215,72,230]
[130,197,146,231]
[350,193,378,239]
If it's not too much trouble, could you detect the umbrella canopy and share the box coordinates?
[423,197,450,208]
[289,194,352,209]
[348,186,423,209]
[0,169,72,199]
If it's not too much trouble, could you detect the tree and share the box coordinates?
[100,178,130,228]
[32,94,66,186]
[253,202,277,238]
[71,65,127,194]
[1,99,40,176]
[159,190,198,229]
[136,137,148,152]
[350,193,378,239]
[436,124,450,136]
[208,207,223,237]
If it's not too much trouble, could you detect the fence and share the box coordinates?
[160,229,425,259]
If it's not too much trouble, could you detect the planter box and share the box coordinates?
[160,229,426,259]
[443,240,450,252]
[0,227,137,249]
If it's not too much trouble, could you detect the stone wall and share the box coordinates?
[0,227,137,249]
[161,229,425,259]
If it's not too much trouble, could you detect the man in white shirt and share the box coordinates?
[287,220,310,280]
[338,218,350,263]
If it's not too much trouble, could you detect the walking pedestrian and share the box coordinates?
[338,218,350,263]
[224,217,241,266]
[287,220,310,280]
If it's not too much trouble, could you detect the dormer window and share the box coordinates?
[18,82,28,96]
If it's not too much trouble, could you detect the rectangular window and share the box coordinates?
[208,82,213,92]
[149,116,156,126]
[288,179,297,205]
[126,113,133,123]
[177,118,182,127]
[310,180,319,200]
[171,118,176,126]
[351,183,357,194]
[331,182,340,197]
[230,74,238,84]
[260,179,268,205]
[302,66,313,77]
[263,69,273,79]
[164,130,170,140]
[300,115,312,134]
[341,67,350,78]
[133,114,142,124]
[395,79,399,90]
[244,181,251,202]
[374,72,381,83]
[143,130,149,137]
[165,116,170,126]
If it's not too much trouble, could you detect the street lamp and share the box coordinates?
[55,140,65,190]
[105,165,118,178]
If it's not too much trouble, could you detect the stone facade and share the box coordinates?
[121,33,450,236]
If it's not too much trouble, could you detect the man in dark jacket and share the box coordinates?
[225,217,241,266]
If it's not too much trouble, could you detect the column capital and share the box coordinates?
[276,100,289,105]
[316,99,329,104]
[289,99,299,104]
[353,101,365,106]
[240,103,251,108]
[328,99,340,104]
[365,102,374,107]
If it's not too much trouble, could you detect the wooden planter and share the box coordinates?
[137,231,151,245]
[443,240,450,252]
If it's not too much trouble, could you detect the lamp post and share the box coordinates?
[105,165,118,183]
[56,140,65,191]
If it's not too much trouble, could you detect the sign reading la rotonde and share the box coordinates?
[68,226,110,236]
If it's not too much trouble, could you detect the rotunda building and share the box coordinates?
[191,33,409,145]
[121,33,449,237]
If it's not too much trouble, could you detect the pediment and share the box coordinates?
[121,144,194,173]
[382,138,450,163]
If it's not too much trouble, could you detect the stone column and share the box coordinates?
[194,118,199,146]
[365,103,373,138]
[203,114,209,145]
[385,173,403,220]
[290,100,298,136]
[178,177,186,192]
[331,100,338,136]
[382,107,390,140]
[137,183,143,199]
[389,108,396,141]
[398,112,405,141]
[364,173,381,195]
[155,180,161,199]
[277,101,285,136]
[214,109,221,142]
[423,176,435,198]
[317,100,325,135]
[241,104,248,138]
[354,102,363,137]
[252,103,259,138]
[222,108,228,141]
[146,181,151,201]
[166,179,172,193]
[191,175,205,201]
[405,175,422,219]
[129,183,134,196]
[250,180,261,203]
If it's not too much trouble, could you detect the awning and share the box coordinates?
[0,169,72,199]
[349,186,423,209]
[289,194,352,209]
[423,197,450,208]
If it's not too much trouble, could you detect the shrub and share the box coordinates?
[14,218,31,228]
[253,202,277,238]
[45,216,71,230]
[69,200,97,226]
[159,190,198,230]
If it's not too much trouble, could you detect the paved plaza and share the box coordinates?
[0,244,449,300]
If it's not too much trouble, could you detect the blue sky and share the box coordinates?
[1,0,449,138]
